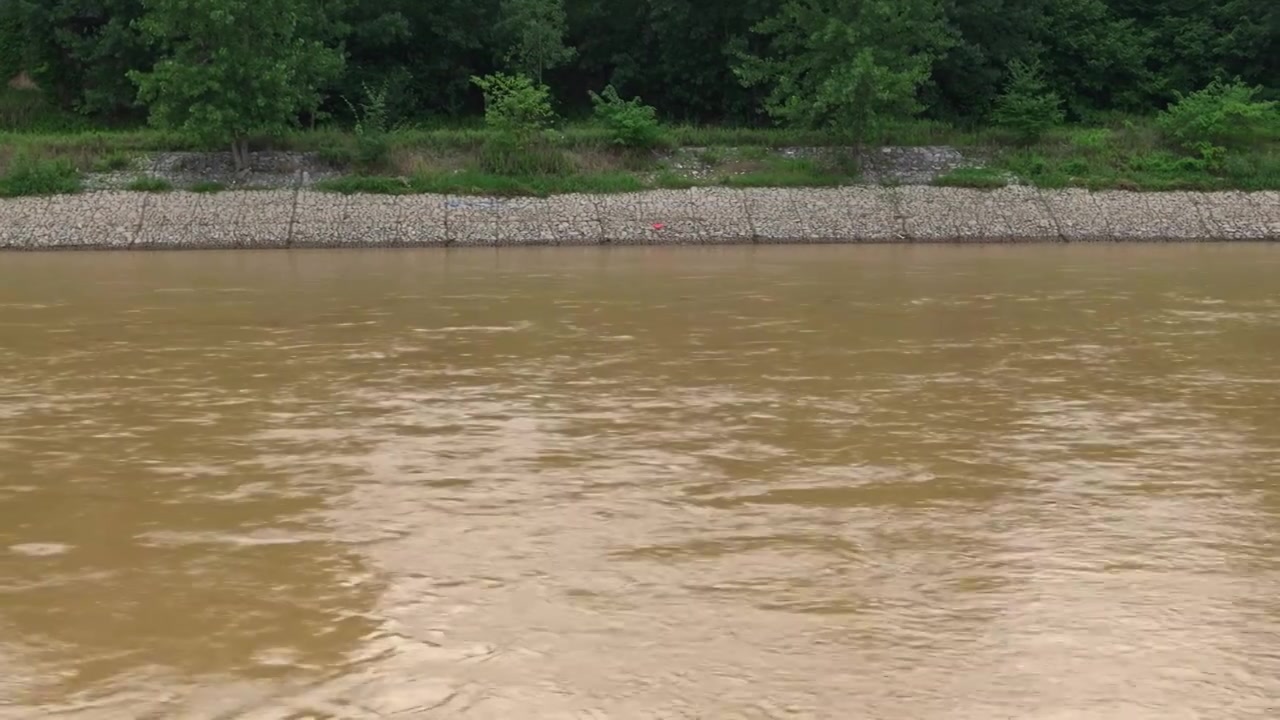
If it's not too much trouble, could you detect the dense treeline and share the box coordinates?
[3,0,1276,128]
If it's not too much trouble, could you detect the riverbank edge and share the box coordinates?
[1,186,1275,249]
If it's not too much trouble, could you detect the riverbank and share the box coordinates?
[3,107,1277,196]
[1,186,1274,249]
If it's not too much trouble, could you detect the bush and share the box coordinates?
[589,85,665,150]
[471,72,557,136]
[126,176,173,192]
[477,132,573,176]
[1069,128,1112,152]
[314,176,410,194]
[344,81,393,170]
[92,152,136,172]
[990,60,1065,143]
[1158,79,1278,153]
[0,154,81,197]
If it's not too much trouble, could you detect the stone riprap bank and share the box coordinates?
[1,187,1275,249]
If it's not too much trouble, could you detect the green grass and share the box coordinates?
[934,167,1010,189]
[2,88,1276,192]
[0,88,96,133]
[91,151,136,172]
[0,155,81,197]
[718,156,857,188]
[982,119,1280,191]
[125,176,174,192]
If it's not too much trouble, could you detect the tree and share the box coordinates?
[1035,0,1152,115]
[15,0,153,118]
[927,0,1049,120]
[990,59,1064,142]
[735,0,952,140]
[339,0,499,119]
[498,0,575,83]
[129,0,345,171]
[0,0,23,82]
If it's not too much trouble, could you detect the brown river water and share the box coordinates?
[1,245,1279,719]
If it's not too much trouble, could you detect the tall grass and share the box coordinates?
[987,120,1280,190]
[0,154,81,196]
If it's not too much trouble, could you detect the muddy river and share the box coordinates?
[2,245,1278,718]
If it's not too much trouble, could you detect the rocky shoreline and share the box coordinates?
[1,186,1275,249]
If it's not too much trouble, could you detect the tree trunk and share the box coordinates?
[230,137,252,173]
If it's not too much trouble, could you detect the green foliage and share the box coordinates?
[735,0,953,141]
[0,153,81,196]
[125,175,172,191]
[314,175,410,194]
[1033,0,1154,116]
[344,82,394,169]
[1158,79,1279,153]
[129,0,345,170]
[654,172,698,189]
[990,60,1064,142]
[5,0,1280,136]
[719,156,856,187]
[0,2,22,81]
[1069,128,1112,151]
[91,151,135,172]
[589,85,665,150]
[497,0,575,83]
[992,119,1280,190]
[471,73,557,135]
[697,148,727,166]
[470,72,569,175]
[0,88,96,132]
[476,133,573,176]
[17,0,153,118]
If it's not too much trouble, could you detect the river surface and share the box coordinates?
[2,245,1279,719]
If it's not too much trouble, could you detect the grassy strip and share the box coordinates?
[314,154,858,196]
[982,124,1280,191]
[125,176,174,192]
[2,87,1275,194]
[0,156,81,197]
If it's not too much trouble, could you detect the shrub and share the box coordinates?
[990,60,1065,143]
[0,154,81,197]
[1158,79,1279,153]
[343,81,393,170]
[126,176,173,192]
[314,176,410,194]
[92,152,136,172]
[589,85,665,150]
[1069,128,1112,152]
[477,132,573,176]
[471,72,557,136]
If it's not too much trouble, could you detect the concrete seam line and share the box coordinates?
[1036,186,1067,242]
[286,186,300,248]
[132,192,148,249]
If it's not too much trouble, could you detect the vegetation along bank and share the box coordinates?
[0,0,1277,198]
